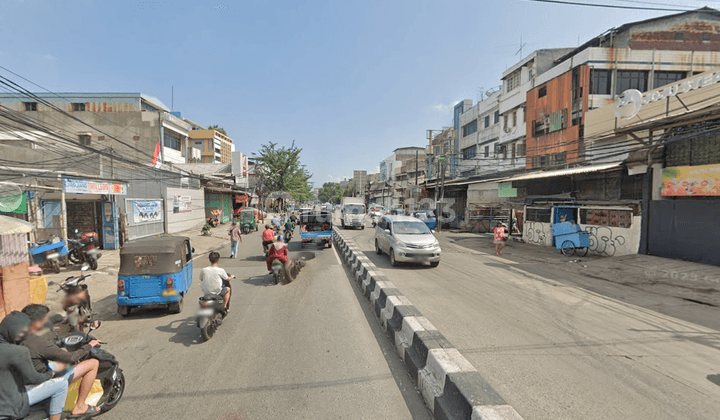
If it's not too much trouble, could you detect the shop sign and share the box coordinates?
[63,178,127,195]
[132,200,163,223]
[498,182,518,198]
[172,195,192,213]
[661,164,720,196]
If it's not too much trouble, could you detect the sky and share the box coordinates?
[0,0,717,186]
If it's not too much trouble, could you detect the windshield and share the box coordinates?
[345,204,365,214]
[393,221,431,235]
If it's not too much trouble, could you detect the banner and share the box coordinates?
[172,195,192,213]
[132,200,163,223]
[661,164,720,196]
[63,178,127,195]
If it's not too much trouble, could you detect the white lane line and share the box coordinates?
[332,243,343,265]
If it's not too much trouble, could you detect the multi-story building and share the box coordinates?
[457,91,503,177]
[353,170,368,196]
[525,7,720,170]
[189,128,235,163]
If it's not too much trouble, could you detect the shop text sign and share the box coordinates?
[661,164,720,196]
[63,178,127,195]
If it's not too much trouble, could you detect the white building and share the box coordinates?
[457,91,504,177]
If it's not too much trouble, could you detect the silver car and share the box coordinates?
[374,215,441,267]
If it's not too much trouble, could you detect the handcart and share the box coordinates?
[551,222,589,257]
[29,238,69,274]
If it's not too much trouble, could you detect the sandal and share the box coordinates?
[68,405,101,418]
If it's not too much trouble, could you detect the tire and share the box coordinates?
[361,226,365,230]
[100,370,125,412]
[117,306,131,317]
[200,319,216,341]
[375,239,382,255]
[561,240,576,257]
[372,222,376,228]
[88,256,98,270]
[389,249,397,267]
[576,247,589,257]
[168,296,183,314]
[51,260,61,274]
[327,241,332,248]
[68,250,82,264]
[430,261,440,267]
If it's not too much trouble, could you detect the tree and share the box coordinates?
[253,141,313,203]
[208,125,228,136]
[318,182,344,204]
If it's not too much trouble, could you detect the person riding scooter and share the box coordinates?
[261,225,275,254]
[200,252,235,311]
[284,219,294,241]
[266,236,289,274]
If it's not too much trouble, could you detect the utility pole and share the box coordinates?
[438,156,446,232]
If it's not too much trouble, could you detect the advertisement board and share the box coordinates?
[661,164,720,196]
[172,195,192,213]
[132,200,163,223]
[63,178,127,195]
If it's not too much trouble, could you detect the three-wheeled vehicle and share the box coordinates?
[300,210,333,248]
[116,236,194,316]
[238,208,258,234]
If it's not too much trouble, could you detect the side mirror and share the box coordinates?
[431,230,436,233]
[192,248,195,253]
[384,229,391,234]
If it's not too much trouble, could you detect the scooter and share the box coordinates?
[284,226,293,243]
[58,266,94,332]
[201,222,212,236]
[196,275,234,341]
[270,258,293,285]
[68,230,102,270]
[24,321,125,419]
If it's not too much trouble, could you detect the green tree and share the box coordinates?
[208,125,228,136]
[253,141,313,203]
[318,182,344,204]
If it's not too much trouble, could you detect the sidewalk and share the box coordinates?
[437,230,720,328]
[41,224,232,316]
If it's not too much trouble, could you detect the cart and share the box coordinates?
[551,222,589,257]
[29,239,69,273]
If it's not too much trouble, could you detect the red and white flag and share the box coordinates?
[152,141,162,168]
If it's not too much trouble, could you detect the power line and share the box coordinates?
[526,0,692,12]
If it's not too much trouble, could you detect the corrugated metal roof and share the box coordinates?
[501,163,621,182]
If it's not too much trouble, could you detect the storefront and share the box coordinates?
[61,177,126,250]
[204,187,233,224]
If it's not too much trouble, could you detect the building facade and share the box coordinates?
[189,129,235,163]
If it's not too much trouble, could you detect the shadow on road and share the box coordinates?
[242,275,275,287]
[155,317,202,347]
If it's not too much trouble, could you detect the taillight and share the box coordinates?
[117,280,125,291]
[166,278,174,288]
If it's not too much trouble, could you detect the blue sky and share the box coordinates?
[0,0,715,186]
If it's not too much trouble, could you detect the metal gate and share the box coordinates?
[124,198,165,240]
[647,199,720,266]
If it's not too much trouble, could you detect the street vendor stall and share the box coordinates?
[0,215,36,320]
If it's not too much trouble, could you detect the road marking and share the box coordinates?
[332,243,343,265]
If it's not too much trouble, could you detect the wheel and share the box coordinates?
[117,306,131,317]
[200,316,218,341]
[283,263,294,284]
[273,271,280,285]
[561,240,576,257]
[168,296,183,314]
[327,241,332,248]
[51,260,61,274]
[99,370,125,412]
[361,226,365,230]
[576,247,589,257]
[68,249,82,264]
[88,256,98,270]
[372,222,376,227]
[375,239,382,255]
[430,261,440,267]
[389,249,398,267]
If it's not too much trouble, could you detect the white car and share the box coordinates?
[374,215,441,267]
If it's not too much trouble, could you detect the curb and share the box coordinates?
[333,228,524,420]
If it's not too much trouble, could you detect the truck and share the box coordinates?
[300,210,333,248]
[341,197,366,229]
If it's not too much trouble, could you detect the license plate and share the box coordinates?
[162,289,177,296]
[86,248,98,255]
[46,252,60,259]
[197,308,214,317]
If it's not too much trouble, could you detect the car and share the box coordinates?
[374,215,441,267]
[412,211,437,230]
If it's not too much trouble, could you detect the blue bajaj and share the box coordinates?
[116,236,194,317]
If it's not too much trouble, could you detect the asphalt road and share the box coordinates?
[341,221,720,420]
[89,233,431,420]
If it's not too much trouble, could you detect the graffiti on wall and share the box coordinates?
[523,221,549,245]
[584,226,626,257]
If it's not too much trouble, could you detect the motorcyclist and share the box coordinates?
[266,235,289,274]
[201,219,212,236]
[261,225,275,254]
[200,252,235,311]
[284,219,294,240]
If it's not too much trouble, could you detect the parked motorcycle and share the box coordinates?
[196,275,234,341]
[29,236,68,274]
[58,266,94,332]
[68,230,102,270]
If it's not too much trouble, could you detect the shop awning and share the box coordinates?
[500,163,622,182]
[204,186,240,194]
[0,215,34,235]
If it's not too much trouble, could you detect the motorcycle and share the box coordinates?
[25,321,125,419]
[284,226,293,243]
[196,275,233,341]
[58,266,94,332]
[29,236,68,274]
[68,230,102,270]
[269,258,294,285]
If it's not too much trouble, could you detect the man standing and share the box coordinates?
[200,252,235,310]
[0,311,67,420]
[228,221,242,258]
[21,304,101,418]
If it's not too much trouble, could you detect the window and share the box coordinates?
[674,32,685,42]
[78,134,91,146]
[462,120,478,137]
[494,111,500,124]
[653,71,686,89]
[72,103,85,112]
[590,69,611,95]
[539,155,548,167]
[517,142,526,156]
[506,71,521,92]
[512,110,517,127]
[484,116,490,128]
[702,33,712,43]
[580,209,632,228]
[616,70,648,94]
[501,144,508,160]
[538,86,547,98]
[553,152,566,165]
[522,106,526,123]
[462,146,477,160]
[164,132,181,151]
[24,102,37,111]
[503,114,508,129]
[511,143,516,163]
[484,145,489,158]
[526,207,551,223]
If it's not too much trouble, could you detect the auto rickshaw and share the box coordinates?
[239,208,258,234]
[116,236,194,317]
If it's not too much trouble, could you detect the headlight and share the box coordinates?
[395,240,407,248]
[432,240,439,247]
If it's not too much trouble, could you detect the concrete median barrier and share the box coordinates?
[333,228,524,420]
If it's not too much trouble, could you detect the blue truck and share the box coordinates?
[300,210,333,248]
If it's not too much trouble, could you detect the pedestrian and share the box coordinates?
[228,221,242,258]
[493,222,507,256]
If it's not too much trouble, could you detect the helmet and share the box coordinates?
[277,235,284,242]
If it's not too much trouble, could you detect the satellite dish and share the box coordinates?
[0,182,23,213]
[614,89,643,120]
